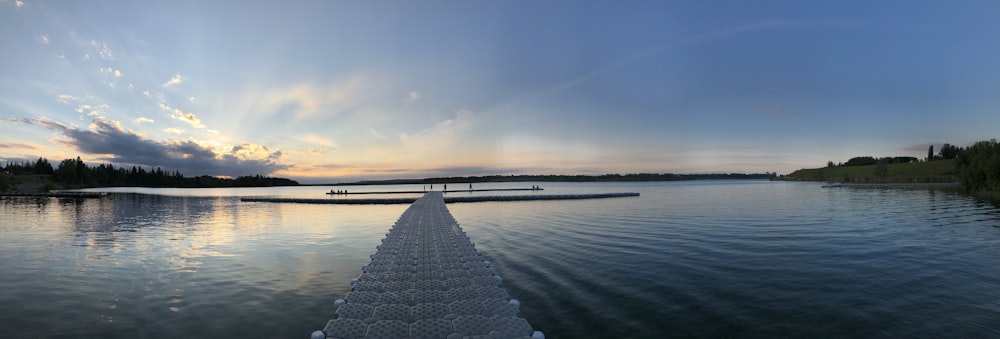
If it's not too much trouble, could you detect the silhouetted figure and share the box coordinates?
[444,184,447,192]
[469,183,472,191]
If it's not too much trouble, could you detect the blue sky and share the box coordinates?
[3,1,999,183]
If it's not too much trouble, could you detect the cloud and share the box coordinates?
[0,142,37,150]
[299,134,338,149]
[142,90,150,97]
[172,111,204,128]
[407,91,420,101]
[114,69,122,78]
[399,110,474,153]
[134,117,155,124]
[91,40,113,60]
[244,77,364,123]
[57,94,78,104]
[159,102,205,128]
[162,74,183,87]
[15,0,23,9]
[163,128,184,134]
[369,127,387,141]
[38,35,48,44]
[20,117,289,177]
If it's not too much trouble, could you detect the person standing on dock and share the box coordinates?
[469,183,472,191]
[444,184,447,192]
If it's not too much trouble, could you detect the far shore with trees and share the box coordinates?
[0,156,298,192]
[781,139,1000,196]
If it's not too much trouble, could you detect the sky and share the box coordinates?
[2,1,1000,183]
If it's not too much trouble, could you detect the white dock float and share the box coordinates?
[314,192,543,339]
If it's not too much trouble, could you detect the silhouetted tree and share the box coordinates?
[33,157,54,174]
[845,156,878,166]
[940,143,960,160]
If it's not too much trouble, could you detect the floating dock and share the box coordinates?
[326,188,543,195]
[313,192,543,339]
[0,192,108,198]
[243,192,639,205]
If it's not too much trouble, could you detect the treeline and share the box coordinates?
[955,139,1000,192]
[827,156,919,168]
[339,172,777,186]
[2,156,298,188]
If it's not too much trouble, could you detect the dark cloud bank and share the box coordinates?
[19,117,289,177]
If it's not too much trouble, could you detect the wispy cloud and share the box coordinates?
[163,128,184,134]
[38,35,48,44]
[369,127,387,141]
[299,134,338,149]
[0,142,37,150]
[162,74,183,87]
[533,20,844,101]
[399,110,474,153]
[407,91,420,101]
[134,117,154,124]
[14,0,23,9]
[243,77,364,122]
[56,94,78,104]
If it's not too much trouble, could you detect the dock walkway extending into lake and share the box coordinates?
[313,192,544,339]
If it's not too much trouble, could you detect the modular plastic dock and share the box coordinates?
[313,192,544,339]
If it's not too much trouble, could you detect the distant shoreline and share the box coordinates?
[308,173,775,186]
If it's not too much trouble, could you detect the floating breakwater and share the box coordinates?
[242,192,639,205]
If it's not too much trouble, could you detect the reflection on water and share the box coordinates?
[0,192,406,338]
[2,182,1000,338]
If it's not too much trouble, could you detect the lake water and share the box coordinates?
[2,180,999,338]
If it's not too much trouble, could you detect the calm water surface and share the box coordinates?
[2,181,999,338]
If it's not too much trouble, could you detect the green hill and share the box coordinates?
[783,160,957,183]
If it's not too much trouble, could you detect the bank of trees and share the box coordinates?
[819,140,1000,192]
[955,139,1000,192]
[2,156,297,188]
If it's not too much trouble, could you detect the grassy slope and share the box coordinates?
[784,160,957,183]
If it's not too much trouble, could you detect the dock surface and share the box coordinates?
[316,192,542,339]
